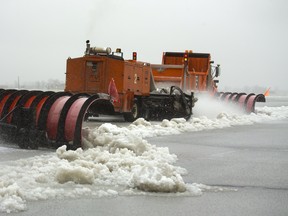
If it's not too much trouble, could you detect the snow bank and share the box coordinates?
[83,106,288,143]
[0,132,192,213]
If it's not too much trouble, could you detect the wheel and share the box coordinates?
[123,102,140,122]
[17,129,29,149]
[18,136,29,149]
[28,130,39,150]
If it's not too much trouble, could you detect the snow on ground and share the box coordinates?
[1,96,288,213]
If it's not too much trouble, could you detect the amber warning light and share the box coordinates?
[184,52,188,63]
[132,52,137,60]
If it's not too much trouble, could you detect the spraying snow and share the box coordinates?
[193,93,245,119]
[0,97,288,213]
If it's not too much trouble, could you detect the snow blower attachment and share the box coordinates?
[0,41,265,149]
[215,92,266,113]
[0,89,110,149]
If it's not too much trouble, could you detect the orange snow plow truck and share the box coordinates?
[0,40,265,150]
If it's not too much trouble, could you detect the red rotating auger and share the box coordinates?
[216,92,266,113]
[0,89,106,150]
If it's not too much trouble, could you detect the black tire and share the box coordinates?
[18,137,29,149]
[123,102,140,122]
[28,130,39,150]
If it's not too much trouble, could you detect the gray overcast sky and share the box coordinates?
[0,0,287,92]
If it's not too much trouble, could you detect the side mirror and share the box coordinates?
[215,64,221,77]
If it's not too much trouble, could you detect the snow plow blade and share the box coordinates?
[0,89,111,150]
[216,92,266,113]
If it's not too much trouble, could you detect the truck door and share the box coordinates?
[85,61,104,93]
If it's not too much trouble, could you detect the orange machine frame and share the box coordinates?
[152,52,212,92]
[65,55,151,113]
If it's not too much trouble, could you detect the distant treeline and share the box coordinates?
[0,79,65,90]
